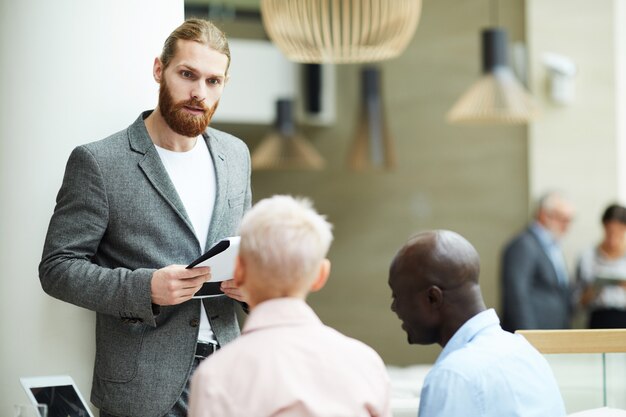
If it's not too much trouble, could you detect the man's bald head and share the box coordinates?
[389,230,485,346]
[390,230,480,292]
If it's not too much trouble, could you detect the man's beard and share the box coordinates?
[158,77,219,137]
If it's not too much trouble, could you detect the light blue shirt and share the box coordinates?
[417,309,566,417]
[530,222,569,286]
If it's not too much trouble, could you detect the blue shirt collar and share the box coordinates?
[435,309,500,365]
[530,221,558,248]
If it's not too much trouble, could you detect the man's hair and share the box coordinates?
[160,18,231,73]
[536,190,570,214]
[238,195,333,288]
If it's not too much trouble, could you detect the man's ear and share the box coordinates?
[153,57,163,83]
[426,286,444,309]
[233,255,246,288]
[310,259,331,292]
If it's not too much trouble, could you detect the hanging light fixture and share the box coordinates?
[260,0,422,64]
[347,66,395,171]
[251,99,325,170]
[447,27,539,124]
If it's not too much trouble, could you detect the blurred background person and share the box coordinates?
[576,203,626,328]
[501,191,575,332]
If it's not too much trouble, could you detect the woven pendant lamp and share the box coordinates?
[251,99,325,170]
[447,28,539,125]
[260,0,422,64]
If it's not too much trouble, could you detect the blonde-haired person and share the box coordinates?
[190,195,391,417]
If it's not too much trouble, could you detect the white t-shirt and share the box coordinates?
[577,246,626,309]
[156,137,217,343]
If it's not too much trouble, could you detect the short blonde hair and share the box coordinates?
[238,195,333,288]
[160,18,231,73]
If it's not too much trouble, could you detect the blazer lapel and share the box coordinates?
[204,129,229,249]
[528,228,566,287]
[128,113,196,238]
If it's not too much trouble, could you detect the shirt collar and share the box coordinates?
[530,221,558,247]
[242,298,323,334]
[435,309,500,365]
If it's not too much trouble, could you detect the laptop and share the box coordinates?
[20,375,94,417]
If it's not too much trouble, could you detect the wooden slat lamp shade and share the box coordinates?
[446,68,540,125]
[447,28,540,125]
[260,0,422,64]
[251,99,325,170]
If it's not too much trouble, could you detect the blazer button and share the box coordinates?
[189,318,200,327]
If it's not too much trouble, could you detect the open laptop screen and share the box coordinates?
[31,385,89,417]
[20,376,94,417]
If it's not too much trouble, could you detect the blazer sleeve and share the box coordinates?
[39,146,158,326]
[239,144,252,314]
[243,144,252,212]
[501,238,538,330]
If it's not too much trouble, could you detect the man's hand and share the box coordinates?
[151,265,211,306]
[221,279,246,303]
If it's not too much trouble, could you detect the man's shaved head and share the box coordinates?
[389,230,485,346]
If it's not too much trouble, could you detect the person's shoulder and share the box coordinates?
[507,227,533,244]
[445,328,546,373]
[84,127,129,149]
[321,326,387,366]
[504,227,539,252]
[77,113,149,154]
[439,328,510,371]
[63,126,131,169]
[206,127,249,153]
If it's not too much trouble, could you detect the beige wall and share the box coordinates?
[216,0,528,365]
[527,0,626,271]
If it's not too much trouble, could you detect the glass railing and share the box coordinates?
[518,329,626,414]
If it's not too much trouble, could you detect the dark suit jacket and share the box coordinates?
[501,227,572,332]
[39,112,251,417]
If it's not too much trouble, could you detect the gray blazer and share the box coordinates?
[39,112,251,417]
[500,228,572,332]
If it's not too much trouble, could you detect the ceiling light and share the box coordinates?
[447,28,540,125]
[260,0,422,64]
[251,99,325,170]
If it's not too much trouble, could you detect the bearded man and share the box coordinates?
[39,19,251,417]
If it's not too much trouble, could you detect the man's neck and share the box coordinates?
[145,106,198,152]
[247,291,308,311]
[532,221,559,244]
[439,303,486,348]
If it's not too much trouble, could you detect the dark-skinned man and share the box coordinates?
[388,230,566,417]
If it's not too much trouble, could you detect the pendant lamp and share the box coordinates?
[446,28,539,125]
[251,99,325,170]
[347,66,395,170]
[260,0,422,64]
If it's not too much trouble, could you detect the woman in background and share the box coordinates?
[577,204,626,328]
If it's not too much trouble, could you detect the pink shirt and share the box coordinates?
[189,298,391,417]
